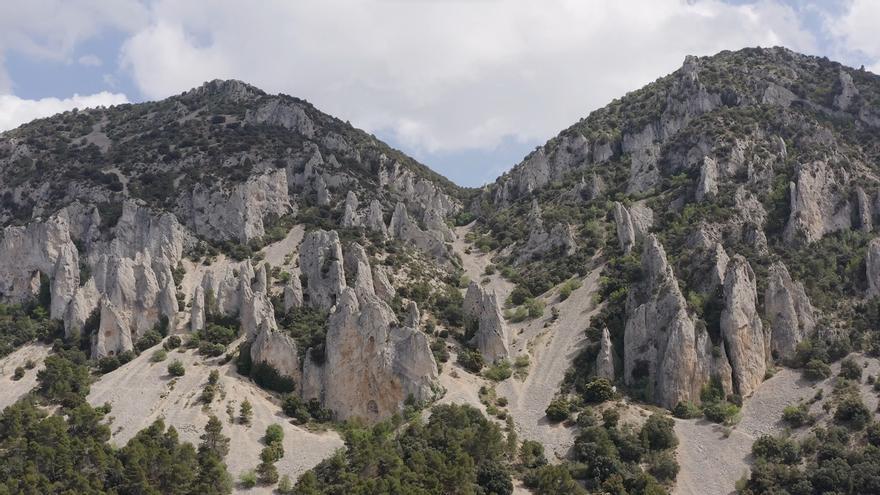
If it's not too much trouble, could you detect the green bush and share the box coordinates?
[167,359,185,377]
[640,414,678,451]
[781,404,813,428]
[239,470,257,488]
[484,359,513,382]
[163,335,181,349]
[839,357,862,381]
[672,401,702,419]
[265,424,284,445]
[12,367,24,380]
[834,395,871,429]
[646,450,680,482]
[752,435,801,464]
[545,397,571,422]
[583,378,615,403]
[458,347,485,373]
[150,349,167,363]
[803,358,831,381]
[703,401,740,425]
[520,440,547,468]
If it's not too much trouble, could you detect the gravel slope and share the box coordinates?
[0,343,51,411]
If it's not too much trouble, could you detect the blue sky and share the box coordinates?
[1,0,878,186]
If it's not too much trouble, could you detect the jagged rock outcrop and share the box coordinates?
[283,273,304,311]
[188,168,292,243]
[388,202,448,259]
[765,262,816,360]
[855,187,873,232]
[720,256,767,397]
[516,201,577,263]
[834,70,859,111]
[365,200,388,236]
[343,242,375,295]
[463,281,510,363]
[784,160,852,244]
[299,230,346,310]
[302,286,438,421]
[250,328,302,387]
[696,156,719,202]
[624,235,708,408]
[191,286,206,332]
[596,327,616,381]
[867,237,880,298]
[405,301,421,328]
[372,265,395,302]
[241,265,278,340]
[612,202,653,254]
[341,191,359,228]
[245,98,316,137]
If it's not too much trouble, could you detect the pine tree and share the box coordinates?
[194,415,233,495]
[199,415,230,458]
[239,399,253,425]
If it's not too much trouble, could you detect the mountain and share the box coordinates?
[2,47,880,495]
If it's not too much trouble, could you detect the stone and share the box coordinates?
[388,202,447,259]
[372,265,396,302]
[191,285,206,332]
[720,255,767,397]
[696,156,718,202]
[341,191,359,228]
[765,262,815,361]
[250,328,302,387]
[463,281,510,363]
[784,160,852,244]
[866,237,880,298]
[299,230,346,310]
[596,327,616,381]
[283,273,304,311]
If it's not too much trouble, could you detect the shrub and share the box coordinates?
[508,287,532,306]
[12,366,24,380]
[251,362,296,393]
[239,470,257,488]
[752,435,801,464]
[524,298,545,319]
[703,401,740,425]
[545,397,570,422]
[97,356,121,374]
[640,414,678,451]
[839,357,862,381]
[458,347,485,373]
[834,395,871,429]
[167,359,185,377]
[559,279,582,301]
[135,329,163,352]
[672,401,702,419]
[602,409,620,428]
[520,440,547,468]
[150,349,167,363]
[484,359,513,382]
[647,451,680,482]
[281,394,311,423]
[163,335,181,350]
[265,424,284,445]
[583,378,615,403]
[804,358,832,381]
[782,404,813,428]
[240,400,253,425]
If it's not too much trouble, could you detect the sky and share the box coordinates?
[0,0,878,187]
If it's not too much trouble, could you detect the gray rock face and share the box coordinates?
[613,202,653,254]
[856,187,873,232]
[405,300,421,328]
[834,70,859,111]
[516,201,577,263]
[299,230,346,310]
[250,328,302,388]
[188,168,292,243]
[245,98,316,137]
[596,327,616,381]
[372,265,396,302]
[624,235,708,408]
[283,273,304,311]
[867,237,880,298]
[388,202,448,259]
[784,160,853,244]
[341,191,359,228]
[696,156,719,202]
[240,265,278,340]
[765,262,815,361]
[191,286,206,333]
[720,256,767,397]
[463,281,510,363]
[302,287,438,421]
[365,200,388,236]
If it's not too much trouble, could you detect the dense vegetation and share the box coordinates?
[290,404,513,494]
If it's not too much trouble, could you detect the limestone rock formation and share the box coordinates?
[624,235,707,409]
[250,328,302,388]
[696,156,719,202]
[463,281,510,363]
[341,191,359,228]
[302,287,438,421]
[283,273,304,311]
[191,286,206,333]
[784,160,853,244]
[613,202,653,254]
[240,265,278,340]
[388,202,448,259]
[765,262,816,360]
[867,237,880,298]
[372,265,396,302]
[517,201,577,263]
[720,256,768,397]
[595,327,616,381]
[299,230,346,310]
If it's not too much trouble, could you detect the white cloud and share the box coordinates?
[78,54,102,67]
[828,0,880,73]
[0,92,129,132]
[117,0,818,155]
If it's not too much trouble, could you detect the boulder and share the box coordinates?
[463,281,510,363]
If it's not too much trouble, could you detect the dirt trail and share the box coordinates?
[0,343,51,411]
[88,345,342,494]
[674,355,880,495]
[261,225,304,267]
[498,266,603,460]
